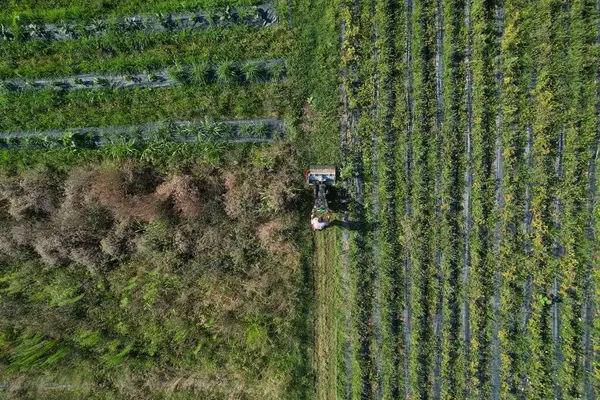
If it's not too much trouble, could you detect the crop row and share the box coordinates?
[0,60,286,93]
[495,0,534,397]
[0,119,284,151]
[373,0,405,398]
[340,0,375,397]
[0,4,277,43]
[438,0,467,397]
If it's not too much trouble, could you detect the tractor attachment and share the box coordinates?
[306,166,336,218]
[305,165,336,186]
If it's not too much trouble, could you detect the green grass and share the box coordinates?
[0,83,290,132]
[0,26,291,79]
[0,0,265,24]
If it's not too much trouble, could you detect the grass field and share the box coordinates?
[0,0,598,398]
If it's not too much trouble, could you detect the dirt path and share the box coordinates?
[462,0,474,395]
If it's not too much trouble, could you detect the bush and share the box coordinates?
[192,62,213,85]
[0,167,64,220]
[267,62,286,80]
[167,66,192,86]
[242,61,266,83]
[216,60,239,84]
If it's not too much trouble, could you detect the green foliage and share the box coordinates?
[215,59,239,84]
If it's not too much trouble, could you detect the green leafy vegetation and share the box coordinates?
[0,0,598,397]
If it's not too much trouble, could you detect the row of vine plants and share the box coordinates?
[335,0,599,398]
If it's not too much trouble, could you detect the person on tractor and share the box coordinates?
[311,209,332,231]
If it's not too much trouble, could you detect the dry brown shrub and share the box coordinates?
[63,167,97,208]
[0,167,63,220]
[263,178,298,213]
[223,178,258,219]
[34,230,69,267]
[89,168,164,222]
[257,218,294,254]
[256,217,300,271]
[224,172,237,190]
[0,231,15,256]
[11,222,35,247]
[155,175,202,218]
[101,219,136,260]
[300,103,317,133]
[69,247,104,271]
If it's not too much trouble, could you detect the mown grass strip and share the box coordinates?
[0,82,288,132]
[0,25,291,79]
[313,228,341,400]
[0,0,265,23]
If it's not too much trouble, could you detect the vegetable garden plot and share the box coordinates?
[0,3,278,43]
[0,118,284,151]
[0,59,286,92]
